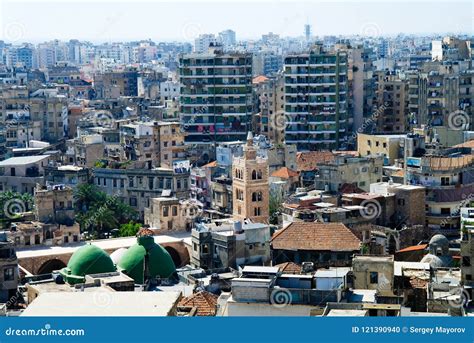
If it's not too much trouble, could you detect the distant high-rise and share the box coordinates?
[304,24,311,42]
[218,30,236,48]
[193,34,218,53]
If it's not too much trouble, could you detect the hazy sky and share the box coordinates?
[0,0,472,43]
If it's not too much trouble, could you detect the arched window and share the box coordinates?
[257,170,263,179]
[252,170,257,180]
[257,192,263,201]
[252,192,257,202]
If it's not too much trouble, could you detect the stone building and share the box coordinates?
[0,232,18,304]
[232,132,269,223]
[144,197,199,232]
[191,220,271,270]
[34,184,75,225]
[352,255,394,291]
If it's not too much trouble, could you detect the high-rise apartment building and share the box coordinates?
[179,47,253,160]
[284,45,348,150]
[218,30,236,48]
[193,34,218,53]
[374,71,408,133]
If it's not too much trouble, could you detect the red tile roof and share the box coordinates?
[178,291,218,316]
[271,222,361,252]
[275,262,302,274]
[252,75,269,84]
[339,183,365,194]
[396,244,428,253]
[454,140,474,149]
[296,151,335,172]
[271,167,299,179]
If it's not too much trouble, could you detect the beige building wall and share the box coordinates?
[232,135,269,223]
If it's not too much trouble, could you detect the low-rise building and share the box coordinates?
[34,184,75,225]
[0,155,51,194]
[315,155,384,193]
[191,220,271,270]
[271,222,361,267]
[0,232,18,304]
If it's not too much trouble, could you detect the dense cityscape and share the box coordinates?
[0,22,473,318]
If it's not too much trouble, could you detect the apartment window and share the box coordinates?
[163,206,169,217]
[397,198,406,206]
[254,207,261,216]
[440,208,451,215]
[120,179,125,188]
[375,141,379,147]
[113,179,117,188]
[441,177,450,186]
[172,206,178,216]
[129,197,137,207]
[369,272,378,284]
[4,267,14,281]
[128,177,134,188]
[193,242,198,251]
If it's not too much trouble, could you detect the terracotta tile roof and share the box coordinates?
[202,160,217,168]
[296,151,335,172]
[409,276,429,289]
[393,170,405,177]
[271,167,299,179]
[136,227,154,237]
[454,140,474,149]
[271,222,361,252]
[275,262,302,274]
[397,244,428,253]
[252,75,269,84]
[339,183,365,194]
[178,291,218,316]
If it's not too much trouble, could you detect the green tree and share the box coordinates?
[269,189,283,225]
[74,184,138,237]
[119,221,141,237]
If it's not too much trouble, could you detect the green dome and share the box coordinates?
[117,236,175,284]
[59,244,116,284]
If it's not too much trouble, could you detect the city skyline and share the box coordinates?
[0,0,472,43]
